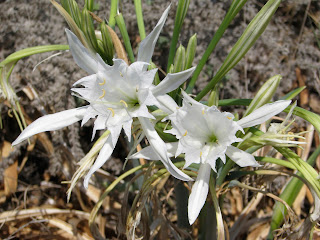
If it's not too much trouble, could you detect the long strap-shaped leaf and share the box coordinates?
[195,0,282,101]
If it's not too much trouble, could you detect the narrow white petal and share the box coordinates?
[139,117,193,181]
[181,89,205,107]
[122,119,133,141]
[12,107,88,146]
[92,115,107,140]
[83,134,118,188]
[188,163,211,225]
[108,125,122,147]
[129,142,178,160]
[225,145,261,167]
[152,67,196,96]
[155,94,179,114]
[137,5,170,64]
[237,100,291,128]
[65,29,98,74]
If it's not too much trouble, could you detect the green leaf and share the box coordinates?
[186,0,248,94]
[267,145,320,239]
[167,0,190,72]
[0,45,69,67]
[280,86,306,100]
[195,0,282,100]
[134,0,146,40]
[115,13,135,63]
[109,0,118,28]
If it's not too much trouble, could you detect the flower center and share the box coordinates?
[208,133,218,143]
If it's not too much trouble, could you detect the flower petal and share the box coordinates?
[66,29,98,74]
[225,145,261,167]
[137,5,170,65]
[138,117,193,181]
[188,163,211,225]
[155,94,179,114]
[83,132,119,188]
[152,67,196,96]
[237,100,291,128]
[12,107,88,146]
[129,142,178,160]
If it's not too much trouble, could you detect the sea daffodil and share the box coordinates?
[12,6,195,189]
[131,90,291,224]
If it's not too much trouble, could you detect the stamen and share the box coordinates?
[119,71,123,77]
[99,89,106,99]
[99,78,106,85]
[200,151,202,157]
[107,108,115,117]
[120,100,128,108]
[287,131,295,140]
[227,116,232,120]
[183,130,188,136]
[8,109,13,118]
[202,109,205,115]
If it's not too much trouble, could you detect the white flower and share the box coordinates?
[130,90,291,224]
[12,6,195,188]
[261,101,306,147]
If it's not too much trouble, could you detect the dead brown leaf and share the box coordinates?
[4,161,18,196]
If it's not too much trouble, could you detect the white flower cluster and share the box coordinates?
[12,6,291,225]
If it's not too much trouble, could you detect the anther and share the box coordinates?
[202,109,205,115]
[119,71,123,77]
[99,79,106,85]
[200,151,202,157]
[120,100,128,108]
[107,108,115,117]
[99,89,106,99]
[227,116,232,120]
[183,130,188,136]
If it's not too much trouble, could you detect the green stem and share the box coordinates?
[186,0,247,93]
[209,174,225,240]
[108,0,118,28]
[89,163,150,239]
[167,0,190,72]
[134,0,146,40]
[195,0,281,101]
[115,13,135,63]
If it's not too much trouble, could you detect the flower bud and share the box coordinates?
[173,44,185,73]
[148,62,160,85]
[70,0,82,28]
[185,34,197,70]
[244,74,281,117]
[82,8,99,53]
[85,0,94,12]
[100,21,114,64]
[168,64,174,74]
[208,85,219,107]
